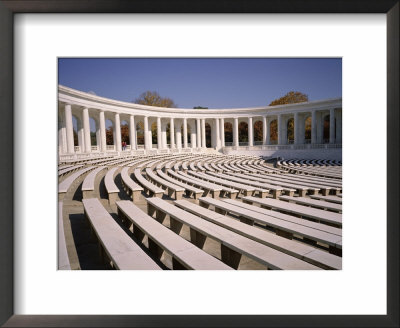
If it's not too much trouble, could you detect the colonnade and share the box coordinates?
[58,85,342,155]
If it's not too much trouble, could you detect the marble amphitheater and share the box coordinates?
[58,85,343,270]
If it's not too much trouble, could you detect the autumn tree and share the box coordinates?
[134,91,177,108]
[268,91,308,106]
[268,91,309,141]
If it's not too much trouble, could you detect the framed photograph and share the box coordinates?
[1,1,398,327]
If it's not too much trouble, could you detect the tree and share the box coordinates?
[268,91,309,141]
[193,106,208,109]
[269,91,308,106]
[134,91,177,108]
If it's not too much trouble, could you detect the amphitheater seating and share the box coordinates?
[58,202,71,270]
[145,168,185,200]
[279,195,342,213]
[242,196,342,227]
[59,152,343,270]
[120,167,144,202]
[82,166,107,199]
[82,198,161,270]
[134,168,164,198]
[116,200,231,270]
[146,197,320,270]
[104,167,120,205]
[175,200,341,270]
[58,166,94,200]
[199,197,342,255]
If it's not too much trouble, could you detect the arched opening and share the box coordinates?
[166,123,171,146]
[120,120,129,144]
[136,121,144,146]
[224,122,233,145]
[151,122,157,146]
[238,122,248,143]
[72,115,79,147]
[323,114,330,143]
[89,117,97,146]
[205,123,211,148]
[287,118,294,144]
[254,120,263,144]
[304,116,311,142]
[269,120,277,144]
[105,119,114,145]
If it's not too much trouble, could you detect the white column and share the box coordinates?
[157,117,162,149]
[248,117,253,147]
[262,116,267,145]
[83,107,91,152]
[129,115,136,150]
[277,114,282,145]
[99,111,106,152]
[329,108,335,143]
[215,118,220,150]
[201,119,206,148]
[311,111,317,144]
[233,117,239,147]
[78,120,85,152]
[220,118,225,148]
[190,121,196,148]
[170,118,175,148]
[196,119,201,148]
[65,104,74,153]
[294,112,299,145]
[58,109,67,153]
[183,118,188,148]
[144,116,149,150]
[115,113,122,151]
[175,121,182,149]
[162,120,167,148]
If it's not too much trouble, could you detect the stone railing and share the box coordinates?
[222,143,342,152]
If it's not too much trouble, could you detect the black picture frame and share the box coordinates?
[0,1,398,327]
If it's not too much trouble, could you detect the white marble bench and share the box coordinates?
[157,169,203,200]
[81,166,107,199]
[146,197,320,270]
[134,169,164,198]
[145,168,185,200]
[116,200,231,270]
[58,202,71,270]
[199,197,342,255]
[310,194,342,204]
[104,167,120,205]
[120,167,144,203]
[82,198,161,270]
[175,199,341,270]
[243,196,342,227]
[58,166,94,201]
[279,195,342,213]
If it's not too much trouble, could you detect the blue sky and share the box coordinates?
[58,58,341,109]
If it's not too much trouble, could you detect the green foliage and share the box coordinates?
[193,106,208,109]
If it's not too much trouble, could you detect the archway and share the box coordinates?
[89,117,97,146]
[105,119,114,145]
[254,120,263,144]
[287,118,294,143]
[238,122,248,143]
[136,121,144,146]
[269,120,277,144]
[304,116,311,142]
[151,122,157,146]
[224,122,233,145]
[205,123,211,148]
[323,114,330,143]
